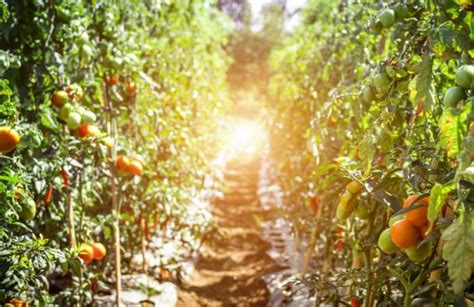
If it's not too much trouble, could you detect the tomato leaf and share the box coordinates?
[438,101,472,159]
[408,54,435,111]
[428,183,455,225]
[441,212,474,294]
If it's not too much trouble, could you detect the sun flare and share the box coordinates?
[220,118,266,159]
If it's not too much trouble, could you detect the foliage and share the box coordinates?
[0,0,230,304]
[268,0,474,305]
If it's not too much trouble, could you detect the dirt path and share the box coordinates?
[177,158,281,306]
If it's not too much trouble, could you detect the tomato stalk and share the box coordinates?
[104,81,122,306]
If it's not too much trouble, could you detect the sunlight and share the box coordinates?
[221,118,266,159]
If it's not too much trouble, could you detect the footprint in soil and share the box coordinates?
[177,159,283,307]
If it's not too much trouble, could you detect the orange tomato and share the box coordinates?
[77,124,100,139]
[79,244,94,264]
[127,160,144,175]
[91,243,106,260]
[126,81,137,95]
[0,126,21,153]
[116,155,131,171]
[52,90,69,107]
[107,75,119,86]
[403,195,429,227]
[390,219,420,249]
[66,83,84,101]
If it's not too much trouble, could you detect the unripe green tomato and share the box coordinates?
[81,110,97,124]
[443,87,466,107]
[59,103,74,121]
[378,9,396,28]
[378,228,399,254]
[405,241,432,262]
[389,214,404,227]
[393,3,409,21]
[373,73,391,91]
[81,45,93,58]
[354,203,371,219]
[67,112,82,130]
[370,21,383,34]
[363,86,375,102]
[461,51,471,65]
[347,181,364,194]
[78,32,89,45]
[456,65,474,89]
[336,203,350,220]
[20,198,36,221]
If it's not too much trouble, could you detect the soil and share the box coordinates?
[177,158,282,306]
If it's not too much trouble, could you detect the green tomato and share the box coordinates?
[456,65,474,89]
[19,198,36,221]
[393,3,409,21]
[67,112,82,130]
[354,203,371,219]
[405,242,432,262]
[389,214,404,227]
[59,103,74,121]
[378,228,399,254]
[336,203,350,220]
[373,73,391,91]
[443,87,466,107]
[378,9,396,28]
[370,20,383,34]
[81,110,97,124]
[363,86,375,102]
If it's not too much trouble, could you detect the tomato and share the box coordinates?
[80,110,97,124]
[393,3,409,21]
[336,203,350,220]
[66,83,84,101]
[378,9,395,27]
[456,65,474,89]
[127,160,144,176]
[443,87,465,107]
[66,112,82,130]
[370,20,383,34]
[79,244,94,264]
[354,203,371,219]
[107,75,119,86]
[126,81,137,95]
[59,103,74,122]
[19,198,36,221]
[378,228,399,254]
[363,86,374,102]
[77,124,100,139]
[347,181,363,194]
[130,154,145,166]
[0,126,21,154]
[350,297,360,307]
[116,155,131,171]
[92,243,107,260]
[390,219,420,249]
[52,90,69,107]
[373,72,391,91]
[405,242,432,262]
[403,195,429,227]
[339,191,357,214]
[326,117,337,128]
[389,214,404,227]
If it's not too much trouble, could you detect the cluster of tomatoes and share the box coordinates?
[78,242,107,265]
[443,61,474,108]
[369,3,409,34]
[378,195,434,262]
[52,83,102,140]
[336,181,371,220]
[115,154,145,176]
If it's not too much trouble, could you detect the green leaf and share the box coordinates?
[458,164,474,184]
[408,54,435,111]
[428,183,455,225]
[438,102,472,158]
[441,212,474,294]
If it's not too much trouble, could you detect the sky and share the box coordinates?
[250,0,307,31]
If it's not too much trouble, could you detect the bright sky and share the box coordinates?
[250,0,307,31]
